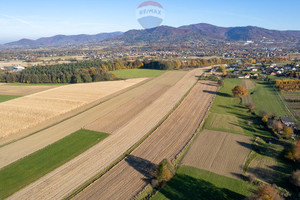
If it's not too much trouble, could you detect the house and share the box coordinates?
[251,68,258,72]
[13,65,25,72]
[244,74,251,79]
[276,71,283,75]
[280,116,295,127]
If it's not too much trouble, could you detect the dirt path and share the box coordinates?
[0,72,185,169]
[7,69,206,200]
[242,79,255,90]
[73,81,218,200]
[242,79,255,105]
[182,130,252,180]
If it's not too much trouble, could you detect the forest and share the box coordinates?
[0,58,232,84]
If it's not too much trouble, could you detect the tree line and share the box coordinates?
[0,58,233,84]
[275,79,300,91]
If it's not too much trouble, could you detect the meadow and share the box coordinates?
[152,166,255,200]
[0,95,20,103]
[0,129,108,200]
[112,69,165,79]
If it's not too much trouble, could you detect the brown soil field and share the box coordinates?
[0,71,186,169]
[0,84,58,96]
[182,130,252,180]
[287,102,300,109]
[284,96,300,101]
[242,79,256,90]
[85,85,169,133]
[7,69,206,200]
[73,80,218,200]
[0,79,146,140]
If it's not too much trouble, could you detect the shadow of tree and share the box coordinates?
[216,92,232,97]
[159,174,246,200]
[125,155,157,183]
[247,166,281,184]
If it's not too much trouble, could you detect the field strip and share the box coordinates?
[0,85,58,96]
[0,78,147,140]
[0,130,109,200]
[0,71,186,169]
[242,79,254,105]
[7,69,205,200]
[182,130,252,180]
[84,85,170,133]
[73,80,218,200]
[0,78,150,146]
[242,79,255,90]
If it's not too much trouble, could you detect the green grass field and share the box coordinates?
[152,166,255,200]
[252,82,291,117]
[204,79,271,138]
[0,129,109,200]
[0,95,20,103]
[112,69,165,79]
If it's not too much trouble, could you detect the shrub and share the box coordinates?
[245,184,283,200]
[290,170,300,189]
[262,115,268,123]
[283,126,294,139]
[248,103,256,113]
[285,140,300,163]
[156,159,175,184]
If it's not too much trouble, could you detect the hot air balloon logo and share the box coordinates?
[136,1,164,29]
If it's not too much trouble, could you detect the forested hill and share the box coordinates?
[4,23,300,48]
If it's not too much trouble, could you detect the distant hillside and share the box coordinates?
[4,23,300,48]
[5,32,123,47]
[108,23,300,44]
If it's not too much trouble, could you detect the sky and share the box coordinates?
[0,0,299,43]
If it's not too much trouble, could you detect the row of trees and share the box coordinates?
[275,79,300,91]
[0,67,114,84]
[0,57,233,84]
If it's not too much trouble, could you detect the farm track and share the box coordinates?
[242,79,255,105]
[242,79,255,90]
[73,80,218,200]
[0,72,184,169]
[7,69,205,200]
[182,130,252,180]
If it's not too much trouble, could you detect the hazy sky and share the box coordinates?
[0,0,299,43]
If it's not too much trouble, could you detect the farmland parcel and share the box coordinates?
[8,69,208,199]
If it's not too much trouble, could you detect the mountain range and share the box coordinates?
[5,32,123,48]
[4,23,300,48]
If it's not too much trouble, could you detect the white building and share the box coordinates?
[13,65,26,72]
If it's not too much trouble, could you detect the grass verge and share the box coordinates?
[0,95,21,103]
[152,166,255,200]
[112,69,165,79]
[0,129,108,200]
